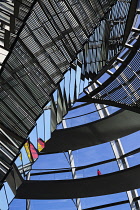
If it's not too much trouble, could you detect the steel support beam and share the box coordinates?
[26,172,31,210]
[62,119,82,210]
[87,80,140,210]
[95,103,140,210]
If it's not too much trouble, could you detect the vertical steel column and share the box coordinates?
[95,103,140,210]
[62,119,82,210]
[26,172,31,210]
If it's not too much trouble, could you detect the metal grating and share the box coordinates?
[80,37,140,113]
[0,0,116,138]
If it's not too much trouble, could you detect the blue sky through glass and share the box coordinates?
[9,100,140,209]
[8,12,140,209]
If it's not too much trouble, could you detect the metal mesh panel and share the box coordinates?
[92,50,140,111]
[1,0,116,138]
[78,0,131,80]
[0,0,35,52]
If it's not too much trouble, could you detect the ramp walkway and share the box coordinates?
[42,110,140,154]
[16,165,140,199]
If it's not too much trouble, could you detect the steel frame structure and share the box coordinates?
[0,0,140,210]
